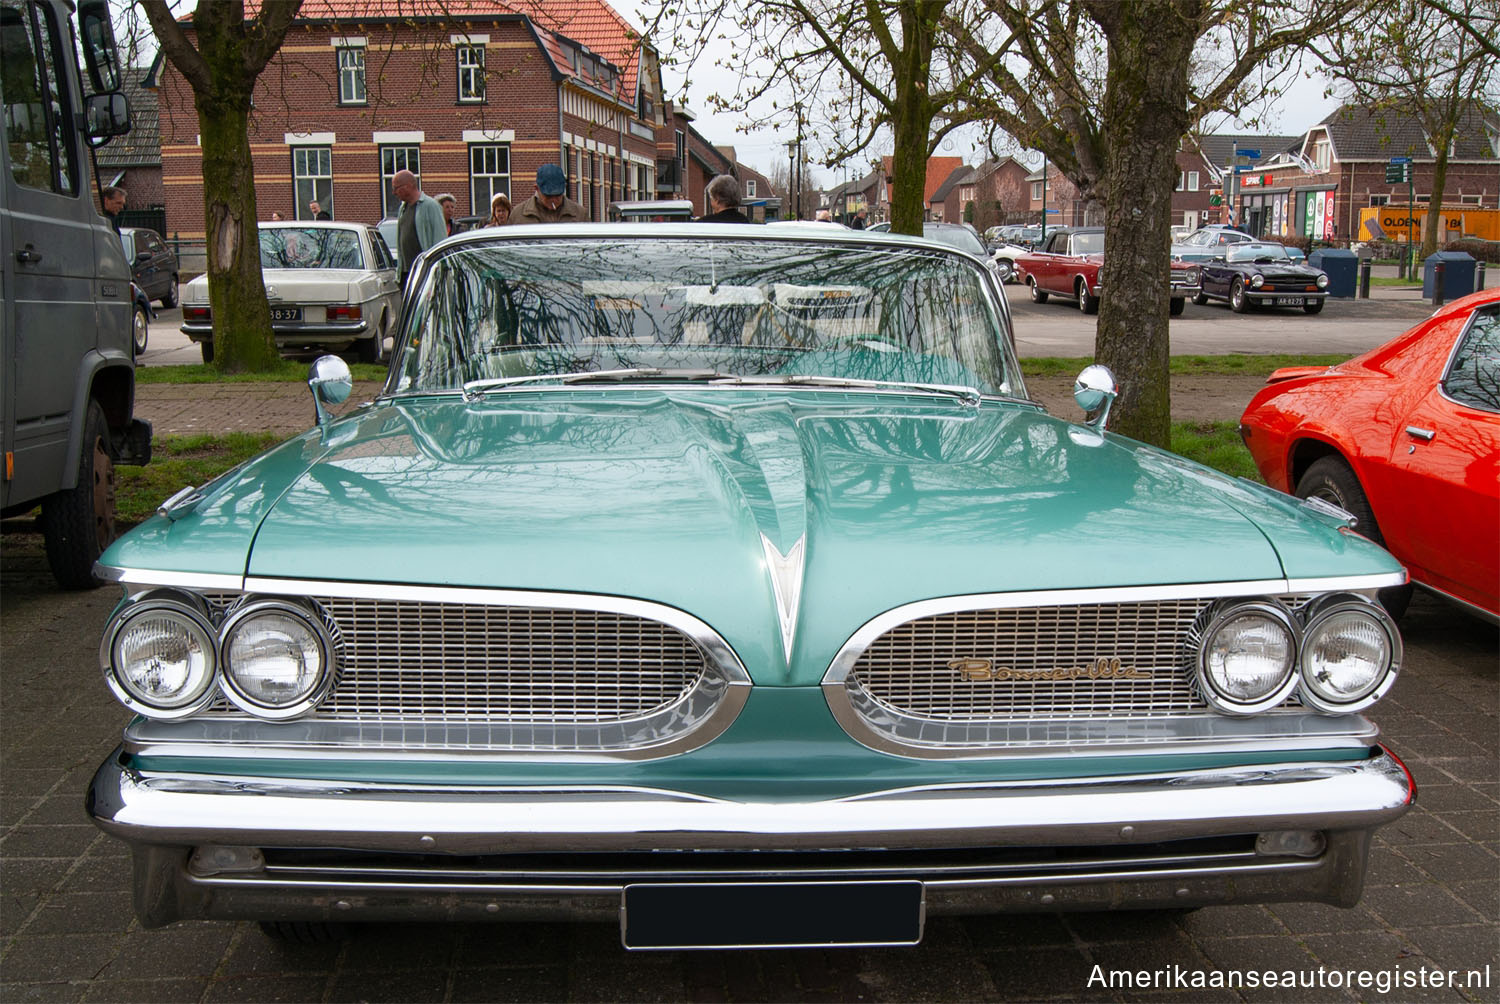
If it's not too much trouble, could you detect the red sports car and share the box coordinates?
[1240,287,1499,621]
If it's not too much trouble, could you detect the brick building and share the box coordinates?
[931,164,973,223]
[155,0,672,235]
[968,157,1030,230]
[879,155,964,221]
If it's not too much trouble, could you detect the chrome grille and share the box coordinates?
[828,594,1327,756]
[853,599,1210,722]
[310,597,705,723]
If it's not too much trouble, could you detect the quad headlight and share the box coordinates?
[101,592,219,718]
[1297,594,1401,713]
[1195,600,1300,715]
[220,600,337,719]
[101,592,339,721]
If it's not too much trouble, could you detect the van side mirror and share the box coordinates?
[78,0,122,93]
[83,92,131,147]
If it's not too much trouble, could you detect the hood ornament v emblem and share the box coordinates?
[761,533,805,666]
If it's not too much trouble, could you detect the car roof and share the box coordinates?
[260,220,367,230]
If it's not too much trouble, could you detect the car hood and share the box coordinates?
[104,390,1399,685]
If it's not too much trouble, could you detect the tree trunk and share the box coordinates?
[1420,140,1452,259]
[1090,1,1197,448]
[196,94,278,371]
[886,1,940,236]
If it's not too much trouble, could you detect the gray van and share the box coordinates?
[2,0,149,588]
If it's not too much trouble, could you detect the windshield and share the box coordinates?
[390,237,1019,397]
[260,228,365,270]
[924,225,987,256]
[1071,232,1105,254]
[1227,244,1293,264]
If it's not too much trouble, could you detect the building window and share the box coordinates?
[1460,194,1483,205]
[292,146,333,219]
[1369,194,1390,206]
[457,45,485,103]
[1313,139,1331,172]
[380,145,420,218]
[1186,170,1199,191]
[745,179,756,198]
[470,144,510,214]
[336,47,365,104]
[591,153,602,221]
[675,130,686,171]
[1031,181,1043,201]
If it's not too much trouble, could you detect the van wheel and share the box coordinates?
[258,921,351,943]
[132,303,150,355]
[39,401,115,590]
[1169,297,1185,317]
[200,339,214,364]
[161,275,179,309]
[1029,277,1048,303]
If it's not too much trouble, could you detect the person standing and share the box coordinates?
[514,164,585,223]
[391,169,445,285]
[100,186,126,233]
[308,200,331,220]
[696,175,751,224]
[487,192,512,227]
[850,207,868,230]
[435,194,466,235]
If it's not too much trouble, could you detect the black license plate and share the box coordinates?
[622,881,924,950]
[1273,297,1304,306]
[269,307,303,321]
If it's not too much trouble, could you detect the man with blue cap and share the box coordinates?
[516,163,586,223]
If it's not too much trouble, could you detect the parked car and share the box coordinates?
[119,226,179,308]
[1172,224,1255,262]
[1240,288,1499,621]
[91,223,1412,947]
[180,221,401,363]
[130,282,153,356]
[1015,226,1201,315]
[1195,242,1330,314]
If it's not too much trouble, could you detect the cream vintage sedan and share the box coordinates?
[180,221,400,363]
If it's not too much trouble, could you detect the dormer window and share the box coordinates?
[1312,137,1331,172]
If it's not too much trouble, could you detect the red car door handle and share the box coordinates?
[1405,426,1436,442]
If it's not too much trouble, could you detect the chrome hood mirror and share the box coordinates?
[308,355,352,431]
[1073,364,1118,430]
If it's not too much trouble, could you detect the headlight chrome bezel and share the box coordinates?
[1194,599,1301,716]
[100,590,221,719]
[218,598,340,720]
[1297,594,1401,714]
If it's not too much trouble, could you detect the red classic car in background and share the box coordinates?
[1240,288,1500,621]
[1014,226,1201,316]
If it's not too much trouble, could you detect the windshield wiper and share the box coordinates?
[710,374,983,406]
[463,368,729,398]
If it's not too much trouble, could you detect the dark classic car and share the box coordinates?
[1014,227,1202,315]
[119,226,180,309]
[89,224,1411,950]
[1195,242,1331,314]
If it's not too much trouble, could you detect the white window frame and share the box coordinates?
[1313,139,1331,172]
[1031,181,1043,201]
[469,143,510,213]
[457,45,486,103]
[336,46,365,105]
[380,145,421,219]
[291,145,333,220]
[745,178,756,198]
[1186,170,1199,192]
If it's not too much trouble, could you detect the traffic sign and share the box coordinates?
[1235,148,1261,159]
[1385,162,1411,183]
[1391,156,1411,163]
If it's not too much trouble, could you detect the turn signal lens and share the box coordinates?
[220,600,336,718]
[1196,600,1298,715]
[1298,596,1399,713]
[103,593,218,718]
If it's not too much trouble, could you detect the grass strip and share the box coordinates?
[1021,353,1350,378]
[116,432,285,524]
[1170,420,1261,482]
[135,362,389,385]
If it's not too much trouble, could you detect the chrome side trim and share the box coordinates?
[89,747,1411,854]
[94,565,245,592]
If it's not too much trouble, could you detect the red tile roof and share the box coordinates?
[882,155,966,206]
[235,0,645,98]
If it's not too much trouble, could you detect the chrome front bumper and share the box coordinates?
[89,747,1413,928]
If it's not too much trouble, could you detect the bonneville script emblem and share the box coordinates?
[949,657,1152,682]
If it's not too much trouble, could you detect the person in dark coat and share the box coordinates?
[101,186,126,232]
[696,175,751,224]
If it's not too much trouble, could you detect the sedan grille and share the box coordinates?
[825,594,1331,756]
[180,591,748,756]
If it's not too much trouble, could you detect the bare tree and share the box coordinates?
[641,0,1042,234]
[1319,0,1499,257]
[967,0,1363,445]
[140,0,303,371]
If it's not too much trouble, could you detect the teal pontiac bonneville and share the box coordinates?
[88,224,1413,950]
